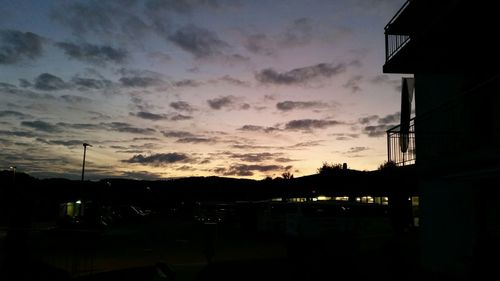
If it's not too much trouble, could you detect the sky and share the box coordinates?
[0,0,406,180]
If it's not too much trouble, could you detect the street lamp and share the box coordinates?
[81,143,92,181]
[9,165,16,185]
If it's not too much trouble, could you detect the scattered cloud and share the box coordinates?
[370,74,400,91]
[88,111,111,121]
[214,163,285,177]
[256,62,346,85]
[21,120,61,133]
[170,114,193,121]
[72,77,112,90]
[18,79,32,88]
[172,79,202,87]
[34,73,67,91]
[289,140,324,149]
[210,75,250,87]
[358,112,399,126]
[363,124,394,137]
[176,165,196,171]
[0,29,44,64]
[343,75,363,93]
[145,0,223,15]
[104,122,157,134]
[0,110,32,119]
[330,133,360,141]
[378,112,399,124]
[55,41,127,65]
[207,95,236,110]
[276,100,328,111]
[238,125,280,134]
[161,130,196,138]
[120,170,163,180]
[168,24,229,59]
[60,95,92,104]
[176,137,216,144]
[122,152,191,166]
[359,112,399,137]
[132,137,160,141]
[39,139,84,147]
[170,101,195,112]
[119,76,164,88]
[275,157,296,163]
[56,122,102,130]
[0,130,38,138]
[226,152,277,163]
[345,146,369,154]
[51,120,157,134]
[131,111,169,121]
[284,119,344,131]
[358,115,379,125]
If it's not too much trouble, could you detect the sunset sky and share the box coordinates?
[0,0,406,180]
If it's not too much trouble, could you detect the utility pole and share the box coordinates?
[81,143,92,181]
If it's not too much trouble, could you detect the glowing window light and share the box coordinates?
[411,196,419,207]
[361,196,374,204]
[382,197,389,205]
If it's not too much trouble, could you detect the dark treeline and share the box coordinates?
[0,166,417,224]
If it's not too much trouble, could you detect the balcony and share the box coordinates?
[387,117,415,166]
[383,0,416,74]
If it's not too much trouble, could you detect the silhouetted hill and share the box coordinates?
[0,166,417,218]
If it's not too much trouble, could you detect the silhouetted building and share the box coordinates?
[384,0,500,279]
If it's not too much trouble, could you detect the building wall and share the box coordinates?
[415,69,500,279]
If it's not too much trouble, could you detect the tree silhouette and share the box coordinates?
[281,171,294,180]
[317,162,343,175]
[378,160,397,171]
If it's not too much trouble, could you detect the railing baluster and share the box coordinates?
[387,117,416,166]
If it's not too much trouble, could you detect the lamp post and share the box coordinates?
[9,165,16,184]
[81,143,92,181]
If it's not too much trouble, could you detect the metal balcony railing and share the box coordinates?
[385,34,410,62]
[387,117,416,166]
[384,0,411,62]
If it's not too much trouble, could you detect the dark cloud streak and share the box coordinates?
[34,73,67,91]
[285,119,343,131]
[55,41,127,65]
[21,120,61,133]
[256,63,346,85]
[168,24,229,58]
[276,101,328,111]
[0,29,44,64]
[122,152,191,166]
[170,101,195,112]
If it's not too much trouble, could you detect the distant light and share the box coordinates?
[76,200,82,204]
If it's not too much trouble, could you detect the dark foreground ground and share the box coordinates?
[1,216,422,281]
